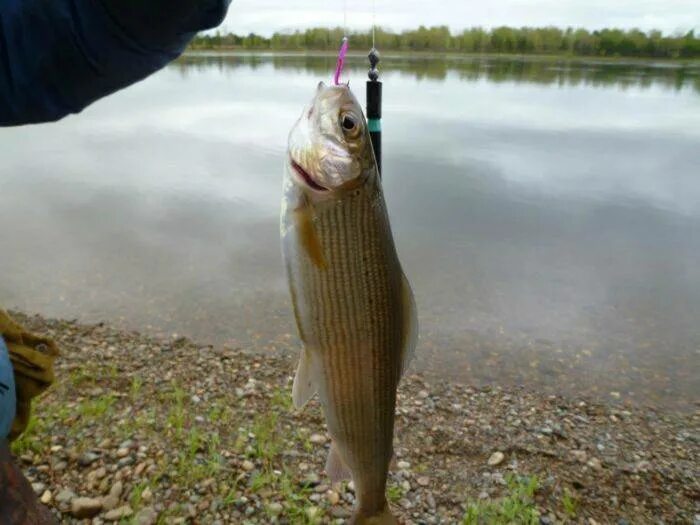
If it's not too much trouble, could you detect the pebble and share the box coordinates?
[71,497,103,518]
[417,476,430,486]
[267,502,283,515]
[102,481,123,510]
[310,433,327,444]
[116,448,129,458]
[78,451,101,467]
[571,449,588,463]
[134,506,158,525]
[587,457,603,470]
[40,490,52,504]
[117,457,134,468]
[104,505,133,521]
[55,489,76,503]
[397,460,411,469]
[242,460,255,471]
[327,490,340,505]
[31,482,46,495]
[487,451,505,466]
[141,487,153,502]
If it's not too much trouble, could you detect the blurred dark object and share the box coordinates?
[0,439,56,525]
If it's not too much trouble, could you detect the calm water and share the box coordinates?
[1,54,699,410]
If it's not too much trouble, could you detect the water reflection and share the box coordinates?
[0,54,698,411]
[176,52,700,93]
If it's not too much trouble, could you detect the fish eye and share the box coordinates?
[342,115,356,131]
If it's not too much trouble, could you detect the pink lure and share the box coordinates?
[333,37,349,85]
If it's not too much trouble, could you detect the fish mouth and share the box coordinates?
[290,158,328,192]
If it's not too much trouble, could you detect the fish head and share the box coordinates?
[288,82,375,198]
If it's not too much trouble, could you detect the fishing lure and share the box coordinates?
[333,37,349,85]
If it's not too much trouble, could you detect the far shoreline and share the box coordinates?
[182,48,700,66]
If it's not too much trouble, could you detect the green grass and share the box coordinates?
[165,386,186,439]
[387,481,407,503]
[10,414,43,455]
[562,488,578,517]
[462,474,540,525]
[77,394,117,418]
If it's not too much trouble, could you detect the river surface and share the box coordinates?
[1,53,699,410]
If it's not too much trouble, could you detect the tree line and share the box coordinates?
[190,26,700,59]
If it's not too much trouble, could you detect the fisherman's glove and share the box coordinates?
[0,310,58,441]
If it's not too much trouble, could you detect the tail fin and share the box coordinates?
[350,503,399,525]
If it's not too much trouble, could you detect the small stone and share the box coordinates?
[191,395,201,404]
[104,505,133,521]
[478,491,489,500]
[71,497,103,518]
[56,489,76,503]
[310,434,327,444]
[40,490,52,504]
[242,460,255,471]
[141,487,153,503]
[116,448,129,458]
[417,390,429,399]
[102,481,124,510]
[78,451,101,467]
[326,490,340,505]
[417,476,430,487]
[31,482,46,495]
[50,445,63,453]
[53,460,68,471]
[306,506,320,519]
[134,506,158,525]
[487,452,505,466]
[117,457,134,468]
[267,502,283,515]
[587,458,603,470]
[571,450,588,463]
[397,461,411,470]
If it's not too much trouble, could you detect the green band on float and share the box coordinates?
[368,118,381,133]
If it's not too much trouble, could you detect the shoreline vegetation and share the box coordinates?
[12,311,698,523]
[189,26,700,59]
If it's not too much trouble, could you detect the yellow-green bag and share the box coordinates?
[0,309,58,441]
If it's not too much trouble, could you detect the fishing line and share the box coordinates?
[372,0,376,49]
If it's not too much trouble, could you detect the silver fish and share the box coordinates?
[281,82,417,524]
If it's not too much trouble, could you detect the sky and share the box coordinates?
[219,0,700,36]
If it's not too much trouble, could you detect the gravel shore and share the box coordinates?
[10,312,699,524]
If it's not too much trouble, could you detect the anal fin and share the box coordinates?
[399,273,418,377]
[325,441,351,483]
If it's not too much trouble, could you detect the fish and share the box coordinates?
[281,81,418,525]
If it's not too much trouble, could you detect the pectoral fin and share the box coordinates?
[293,197,326,269]
[400,273,418,377]
[292,347,319,409]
